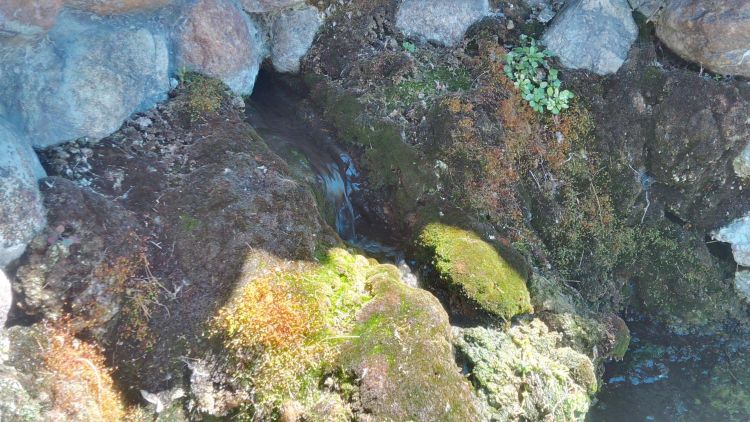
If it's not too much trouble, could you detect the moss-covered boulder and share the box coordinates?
[341,262,482,421]
[416,223,533,322]
[454,319,598,421]
[210,247,480,420]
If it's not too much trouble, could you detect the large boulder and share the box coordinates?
[542,0,638,75]
[0,123,46,268]
[396,0,489,47]
[2,15,170,148]
[175,0,264,95]
[270,5,322,73]
[656,0,750,77]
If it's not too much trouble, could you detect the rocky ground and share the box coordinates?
[1,0,750,421]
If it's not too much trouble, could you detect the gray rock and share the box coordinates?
[0,122,46,269]
[0,0,63,35]
[1,11,170,148]
[396,0,489,47]
[542,0,638,75]
[656,0,750,77]
[271,5,322,73]
[714,214,750,267]
[175,0,265,95]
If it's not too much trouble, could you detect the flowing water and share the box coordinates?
[245,73,418,286]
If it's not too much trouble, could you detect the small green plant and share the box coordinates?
[402,41,417,53]
[504,36,574,114]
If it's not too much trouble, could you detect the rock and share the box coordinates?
[734,270,750,303]
[66,0,174,15]
[454,320,598,421]
[0,271,10,328]
[14,177,143,339]
[646,72,750,229]
[4,17,170,147]
[714,214,750,267]
[270,5,322,73]
[239,0,303,13]
[0,123,46,268]
[341,261,483,421]
[396,0,489,47]
[628,0,665,18]
[0,0,63,35]
[175,0,264,95]
[734,143,750,180]
[656,0,750,77]
[416,223,532,322]
[542,0,638,75]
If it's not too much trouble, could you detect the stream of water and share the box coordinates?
[245,73,418,286]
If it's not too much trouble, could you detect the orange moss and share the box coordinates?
[213,277,322,357]
[43,323,127,421]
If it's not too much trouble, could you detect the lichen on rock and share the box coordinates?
[454,319,598,421]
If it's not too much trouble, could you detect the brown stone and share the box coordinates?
[657,0,750,77]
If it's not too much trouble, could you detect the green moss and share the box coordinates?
[178,213,200,231]
[341,269,481,421]
[633,225,739,332]
[416,223,533,321]
[384,67,471,107]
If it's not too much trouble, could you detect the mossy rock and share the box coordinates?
[341,266,482,421]
[416,223,533,321]
[212,248,480,420]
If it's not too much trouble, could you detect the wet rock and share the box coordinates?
[415,223,532,322]
[4,17,170,148]
[396,0,489,47]
[270,5,322,73]
[656,0,750,77]
[175,0,264,95]
[0,0,63,35]
[0,123,46,268]
[714,214,750,267]
[240,0,303,13]
[14,177,143,339]
[542,0,637,75]
[454,320,598,421]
